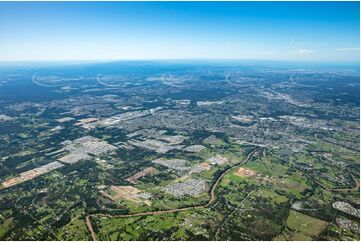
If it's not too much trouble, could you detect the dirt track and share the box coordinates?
[85,216,97,241]
[85,149,258,241]
[328,173,360,192]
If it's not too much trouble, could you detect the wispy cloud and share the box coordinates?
[290,38,315,56]
[297,49,315,55]
[335,48,360,52]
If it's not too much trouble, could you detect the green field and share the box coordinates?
[274,210,328,240]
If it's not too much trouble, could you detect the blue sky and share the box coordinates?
[0,1,359,62]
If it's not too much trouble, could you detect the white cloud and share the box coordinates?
[289,38,315,56]
[335,48,360,52]
[297,49,315,55]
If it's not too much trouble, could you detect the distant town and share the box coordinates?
[0,61,359,241]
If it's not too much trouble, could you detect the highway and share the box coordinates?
[85,149,258,241]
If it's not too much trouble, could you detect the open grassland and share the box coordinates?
[274,210,328,240]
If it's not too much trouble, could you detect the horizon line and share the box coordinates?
[0,58,359,64]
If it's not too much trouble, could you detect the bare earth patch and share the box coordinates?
[99,185,152,206]
[235,167,256,177]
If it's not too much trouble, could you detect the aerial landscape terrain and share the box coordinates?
[0,1,359,241]
[0,60,359,240]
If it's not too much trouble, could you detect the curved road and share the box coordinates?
[85,149,258,241]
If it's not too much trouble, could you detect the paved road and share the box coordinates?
[85,149,258,241]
